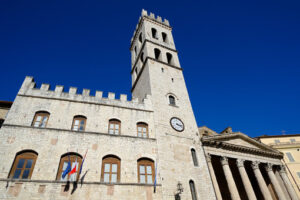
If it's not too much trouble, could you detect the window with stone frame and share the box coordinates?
[166,52,173,65]
[101,155,120,183]
[191,149,198,167]
[189,180,198,200]
[137,158,154,184]
[108,119,121,135]
[56,153,82,181]
[154,48,161,60]
[72,115,87,131]
[151,28,158,39]
[162,32,168,43]
[137,122,148,138]
[32,111,50,128]
[9,150,38,179]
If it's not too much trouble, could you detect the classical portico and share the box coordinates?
[201,127,299,200]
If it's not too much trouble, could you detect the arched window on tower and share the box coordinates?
[189,180,198,200]
[72,115,87,131]
[191,149,198,166]
[137,122,148,138]
[101,155,121,183]
[9,150,38,179]
[151,28,158,39]
[166,53,173,65]
[108,119,121,135]
[162,32,168,43]
[32,111,50,128]
[169,95,176,106]
[154,48,161,60]
[139,32,142,43]
[137,158,154,184]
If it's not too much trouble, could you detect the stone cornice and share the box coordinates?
[202,137,283,159]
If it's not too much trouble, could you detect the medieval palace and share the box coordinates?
[0,9,299,200]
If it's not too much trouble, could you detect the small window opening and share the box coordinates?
[191,149,198,166]
[162,32,168,43]
[169,95,176,106]
[154,48,161,60]
[134,46,137,55]
[189,180,198,200]
[139,33,142,43]
[171,78,174,82]
[0,119,4,128]
[140,52,144,63]
[161,68,164,72]
[135,67,138,75]
[166,53,173,65]
[151,28,158,39]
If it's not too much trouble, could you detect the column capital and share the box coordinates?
[236,159,245,168]
[251,161,260,170]
[221,156,229,166]
[206,154,212,162]
[265,163,273,172]
[279,165,287,174]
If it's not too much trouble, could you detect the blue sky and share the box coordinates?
[0,0,299,137]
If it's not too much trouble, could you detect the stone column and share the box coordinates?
[265,163,286,200]
[279,165,298,200]
[251,161,272,200]
[236,159,257,200]
[221,157,240,200]
[206,154,222,200]
[275,168,291,199]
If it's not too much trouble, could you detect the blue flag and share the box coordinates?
[62,155,71,179]
[79,149,88,175]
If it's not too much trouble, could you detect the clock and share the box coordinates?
[170,117,184,132]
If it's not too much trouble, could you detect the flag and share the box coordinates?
[153,162,157,193]
[79,149,88,175]
[62,155,71,179]
[69,157,77,175]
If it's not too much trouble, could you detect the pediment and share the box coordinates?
[202,133,281,155]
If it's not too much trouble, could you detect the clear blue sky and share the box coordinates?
[1,0,299,137]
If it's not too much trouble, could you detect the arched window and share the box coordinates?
[169,95,176,106]
[101,155,120,183]
[151,28,158,39]
[140,52,144,63]
[154,48,161,60]
[72,115,86,131]
[137,158,154,184]
[0,118,4,128]
[139,32,142,43]
[9,150,38,179]
[166,53,173,65]
[191,149,198,166]
[137,122,148,138]
[32,111,50,128]
[108,119,121,135]
[56,153,82,181]
[189,180,198,200]
[162,32,168,43]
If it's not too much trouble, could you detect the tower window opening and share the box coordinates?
[166,53,173,65]
[161,68,164,72]
[162,32,168,43]
[151,28,158,39]
[189,180,198,200]
[191,149,198,166]
[140,52,144,63]
[171,78,174,82]
[135,67,138,75]
[134,46,137,55]
[154,48,161,60]
[169,95,176,106]
[139,33,142,43]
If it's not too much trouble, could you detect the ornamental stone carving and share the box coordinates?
[236,159,245,168]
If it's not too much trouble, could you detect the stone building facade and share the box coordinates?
[199,126,299,200]
[0,10,216,200]
[258,134,300,199]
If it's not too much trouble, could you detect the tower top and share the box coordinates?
[130,9,171,48]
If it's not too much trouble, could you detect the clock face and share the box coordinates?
[170,117,184,132]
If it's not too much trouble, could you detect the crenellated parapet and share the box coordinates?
[18,76,153,111]
[130,9,170,46]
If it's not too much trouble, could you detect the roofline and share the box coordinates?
[256,134,300,139]
[0,100,13,108]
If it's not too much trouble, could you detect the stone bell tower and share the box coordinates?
[130,10,216,199]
